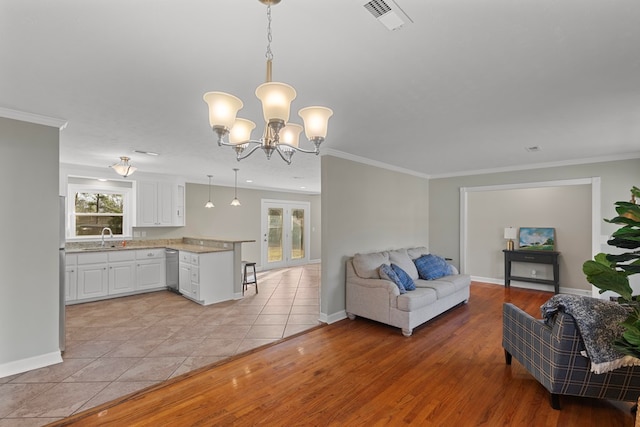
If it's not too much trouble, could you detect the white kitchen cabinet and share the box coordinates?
[137,180,185,227]
[77,252,109,300]
[179,261,193,296]
[178,250,234,305]
[135,249,166,290]
[175,184,185,226]
[107,251,136,295]
[65,254,78,302]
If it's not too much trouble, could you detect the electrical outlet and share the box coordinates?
[200,240,204,245]
[223,243,229,248]
[531,269,537,277]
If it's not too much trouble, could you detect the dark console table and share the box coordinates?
[503,250,560,294]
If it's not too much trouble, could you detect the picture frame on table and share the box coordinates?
[518,227,555,251]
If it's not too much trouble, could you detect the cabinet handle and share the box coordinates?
[524,256,535,260]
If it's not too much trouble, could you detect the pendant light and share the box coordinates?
[205,175,214,208]
[230,168,241,206]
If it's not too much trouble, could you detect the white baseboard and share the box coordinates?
[470,276,592,296]
[0,351,63,379]
[320,310,346,324]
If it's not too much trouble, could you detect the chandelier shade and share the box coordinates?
[230,118,257,144]
[299,106,334,140]
[255,82,297,124]
[203,92,244,131]
[280,123,303,148]
[202,0,332,165]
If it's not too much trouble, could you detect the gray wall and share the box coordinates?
[430,159,640,290]
[467,185,592,292]
[320,155,430,320]
[134,183,321,267]
[0,117,60,374]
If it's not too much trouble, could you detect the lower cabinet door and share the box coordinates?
[108,262,136,295]
[178,262,192,296]
[137,259,166,290]
[77,264,109,299]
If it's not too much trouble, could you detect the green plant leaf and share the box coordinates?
[582,260,632,300]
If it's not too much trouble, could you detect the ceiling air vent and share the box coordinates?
[359,0,413,31]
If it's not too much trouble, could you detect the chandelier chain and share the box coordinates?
[265,4,273,61]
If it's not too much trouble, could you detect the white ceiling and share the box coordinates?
[2,0,640,193]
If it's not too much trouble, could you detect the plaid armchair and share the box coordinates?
[502,302,640,409]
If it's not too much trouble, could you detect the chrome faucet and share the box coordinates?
[101,227,113,247]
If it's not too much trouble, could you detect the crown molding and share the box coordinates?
[430,152,640,179]
[323,148,431,180]
[0,107,68,130]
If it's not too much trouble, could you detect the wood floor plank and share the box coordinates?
[48,283,636,426]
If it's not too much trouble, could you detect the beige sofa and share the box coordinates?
[346,247,471,336]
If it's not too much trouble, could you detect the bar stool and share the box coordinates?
[242,261,258,295]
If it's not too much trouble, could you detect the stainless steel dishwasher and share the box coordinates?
[165,249,179,293]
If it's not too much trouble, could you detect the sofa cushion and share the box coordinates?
[415,279,457,298]
[379,264,406,294]
[388,249,419,280]
[407,246,429,260]
[414,254,453,280]
[353,251,389,279]
[436,274,471,292]
[397,287,438,311]
[391,264,416,291]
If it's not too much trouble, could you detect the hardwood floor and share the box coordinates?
[48,283,636,426]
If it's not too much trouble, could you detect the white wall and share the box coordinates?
[320,155,430,321]
[0,117,62,377]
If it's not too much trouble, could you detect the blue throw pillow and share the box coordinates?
[379,264,406,294]
[391,263,416,291]
[414,254,452,280]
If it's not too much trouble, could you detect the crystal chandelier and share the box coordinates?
[203,0,333,165]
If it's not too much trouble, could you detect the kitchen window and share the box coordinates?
[67,178,134,239]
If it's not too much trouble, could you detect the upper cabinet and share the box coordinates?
[136,179,185,227]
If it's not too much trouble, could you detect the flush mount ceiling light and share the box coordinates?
[110,156,137,177]
[230,168,241,207]
[203,0,333,165]
[205,175,215,208]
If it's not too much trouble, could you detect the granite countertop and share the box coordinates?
[66,237,255,254]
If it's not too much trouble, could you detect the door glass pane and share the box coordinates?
[291,208,305,260]
[267,208,284,263]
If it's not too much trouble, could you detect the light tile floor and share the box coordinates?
[0,264,320,426]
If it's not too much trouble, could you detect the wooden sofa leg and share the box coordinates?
[550,393,561,410]
[504,349,512,365]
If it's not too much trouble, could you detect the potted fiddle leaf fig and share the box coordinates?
[583,186,640,357]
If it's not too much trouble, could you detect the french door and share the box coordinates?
[261,200,310,270]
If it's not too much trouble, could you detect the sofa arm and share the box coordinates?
[346,259,400,322]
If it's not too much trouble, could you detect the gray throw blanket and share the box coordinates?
[540,294,640,374]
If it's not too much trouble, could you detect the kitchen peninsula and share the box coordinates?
[65,237,255,306]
